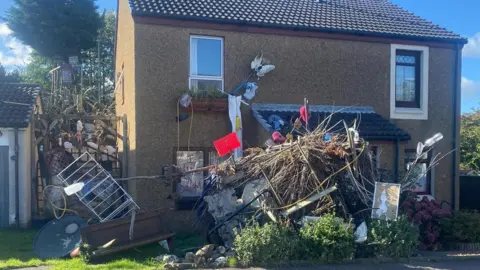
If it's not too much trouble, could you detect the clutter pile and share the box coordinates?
[185,105,447,254]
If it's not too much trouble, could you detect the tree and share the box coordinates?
[0,63,22,83]
[5,0,101,61]
[21,53,53,89]
[460,109,480,171]
[81,11,116,103]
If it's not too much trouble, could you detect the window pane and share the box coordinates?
[176,151,204,197]
[396,55,416,64]
[209,151,228,165]
[190,37,222,77]
[395,65,416,102]
[190,79,222,92]
[410,163,428,193]
[404,150,430,194]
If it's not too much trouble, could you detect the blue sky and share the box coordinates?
[0,0,479,112]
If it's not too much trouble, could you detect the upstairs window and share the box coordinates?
[390,44,429,120]
[189,36,223,92]
[395,50,421,108]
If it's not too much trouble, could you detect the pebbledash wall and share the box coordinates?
[115,0,461,224]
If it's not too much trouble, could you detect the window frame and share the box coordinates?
[172,147,225,197]
[189,35,224,92]
[404,149,432,195]
[394,50,421,109]
[390,44,429,120]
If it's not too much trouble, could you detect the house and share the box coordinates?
[0,83,40,227]
[114,0,466,227]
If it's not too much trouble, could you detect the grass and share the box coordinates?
[0,229,205,270]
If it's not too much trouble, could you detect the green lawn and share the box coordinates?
[0,229,205,270]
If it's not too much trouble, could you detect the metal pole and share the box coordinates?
[97,37,101,103]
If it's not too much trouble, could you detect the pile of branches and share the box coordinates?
[217,122,379,218]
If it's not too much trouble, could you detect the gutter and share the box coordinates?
[131,13,469,45]
[451,44,462,209]
[14,128,20,228]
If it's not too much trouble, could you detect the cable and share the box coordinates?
[43,185,79,219]
[188,101,193,151]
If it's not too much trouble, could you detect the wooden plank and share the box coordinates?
[91,233,176,258]
[283,186,337,216]
[37,114,121,121]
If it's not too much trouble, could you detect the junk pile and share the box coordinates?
[187,107,447,253]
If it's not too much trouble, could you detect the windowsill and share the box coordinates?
[391,107,427,120]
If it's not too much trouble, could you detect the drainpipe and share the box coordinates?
[451,44,462,209]
[394,137,399,182]
[14,128,20,228]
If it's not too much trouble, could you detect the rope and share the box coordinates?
[177,98,180,151]
[188,101,193,151]
[43,185,78,219]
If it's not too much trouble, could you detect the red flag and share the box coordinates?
[214,132,241,156]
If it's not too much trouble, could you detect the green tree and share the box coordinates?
[81,11,116,103]
[5,0,101,61]
[0,63,22,83]
[21,53,53,88]
[460,109,480,171]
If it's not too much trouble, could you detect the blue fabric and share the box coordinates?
[267,114,285,131]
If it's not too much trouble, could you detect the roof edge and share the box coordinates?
[251,103,375,114]
[131,12,468,45]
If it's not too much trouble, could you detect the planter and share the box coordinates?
[446,242,480,251]
[183,98,228,112]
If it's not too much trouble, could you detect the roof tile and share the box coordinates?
[0,83,40,128]
[130,0,465,42]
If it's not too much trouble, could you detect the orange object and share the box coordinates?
[214,132,241,156]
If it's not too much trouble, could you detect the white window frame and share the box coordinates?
[390,44,429,120]
[189,35,224,92]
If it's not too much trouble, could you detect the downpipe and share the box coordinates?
[14,128,20,228]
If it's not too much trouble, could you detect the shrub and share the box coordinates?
[440,210,480,243]
[233,222,299,266]
[369,215,419,258]
[299,213,356,263]
[400,194,451,250]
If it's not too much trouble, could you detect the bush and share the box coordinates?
[299,213,356,263]
[400,194,451,250]
[233,222,299,266]
[440,210,480,243]
[369,215,419,258]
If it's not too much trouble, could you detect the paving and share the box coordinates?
[230,259,480,269]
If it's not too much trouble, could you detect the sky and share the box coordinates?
[0,0,479,112]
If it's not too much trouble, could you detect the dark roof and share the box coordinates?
[252,103,410,141]
[0,84,40,128]
[129,0,466,43]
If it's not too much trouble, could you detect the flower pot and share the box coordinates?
[183,98,228,112]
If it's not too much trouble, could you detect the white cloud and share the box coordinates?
[463,32,480,58]
[0,23,12,36]
[462,76,480,98]
[0,24,32,68]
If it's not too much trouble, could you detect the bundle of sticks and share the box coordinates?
[215,120,379,218]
